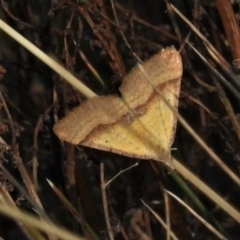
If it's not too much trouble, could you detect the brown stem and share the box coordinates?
[215,0,240,69]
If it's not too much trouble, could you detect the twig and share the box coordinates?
[0,199,81,240]
[105,162,139,187]
[170,3,231,71]
[100,161,114,240]
[47,179,100,240]
[110,0,142,63]
[140,200,178,240]
[0,185,41,240]
[215,0,240,68]
[0,90,16,148]
[189,42,240,101]
[0,163,57,240]
[95,0,126,75]
[163,191,170,240]
[1,0,37,30]
[171,158,240,224]
[33,103,56,190]
[115,2,178,41]
[164,190,228,240]
[0,163,50,221]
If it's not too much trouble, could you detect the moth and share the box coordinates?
[53,47,182,163]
